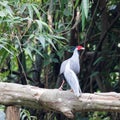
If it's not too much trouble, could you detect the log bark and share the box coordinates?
[0,82,120,119]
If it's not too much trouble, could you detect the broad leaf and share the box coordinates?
[82,0,89,18]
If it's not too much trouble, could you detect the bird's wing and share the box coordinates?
[60,60,68,74]
[60,59,80,74]
[64,63,82,97]
[70,58,80,74]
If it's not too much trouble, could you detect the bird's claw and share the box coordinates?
[58,86,63,91]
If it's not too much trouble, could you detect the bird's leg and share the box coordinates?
[59,80,65,90]
[70,89,73,92]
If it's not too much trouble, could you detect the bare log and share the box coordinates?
[0,82,120,119]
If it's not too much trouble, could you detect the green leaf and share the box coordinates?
[35,20,43,32]
[36,36,46,49]
[0,71,9,80]
[63,8,71,17]
[90,71,99,78]
[29,34,34,40]
[27,4,33,19]
[29,46,43,57]
[20,4,27,14]
[0,1,8,7]
[82,0,89,18]
[0,1,14,17]
[24,47,33,60]
[81,0,89,30]
[0,39,18,54]
[32,4,41,19]
[74,0,79,9]
[46,38,56,50]
[6,4,14,17]
[52,58,59,63]
[0,48,9,67]
[52,35,66,40]
[41,21,52,32]
[0,10,6,17]
[81,7,86,31]
[93,57,103,66]
[0,44,13,55]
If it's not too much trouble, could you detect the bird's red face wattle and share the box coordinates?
[77,46,85,50]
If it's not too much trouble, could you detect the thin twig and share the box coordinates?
[84,0,100,46]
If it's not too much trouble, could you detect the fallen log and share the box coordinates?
[0,82,120,118]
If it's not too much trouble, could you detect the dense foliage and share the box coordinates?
[0,0,120,119]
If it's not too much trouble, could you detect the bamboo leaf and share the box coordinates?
[32,4,41,19]
[40,20,52,33]
[52,35,66,40]
[20,4,27,14]
[0,49,9,67]
[0,10,6,17]
[36,36,46,49]
[29,46,43,57]
[0,1,14,17]
[0,1,8,6]
[82,0,89,18]
[0,44,13,55]
[24,47,33,60]
[93,57,103,66]
[74,0,79,9]
[81,7,86,31]
[27,4,33,19]
[35,20,43,32]
[46,38,56,50]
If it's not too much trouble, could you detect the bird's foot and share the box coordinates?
[66,89,73,92]
[58,86,63,91]
[70,89,73,92]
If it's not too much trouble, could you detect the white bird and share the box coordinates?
[59,45,85,97]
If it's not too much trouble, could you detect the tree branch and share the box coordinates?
[0,82,120,119]
[90,12,120,67]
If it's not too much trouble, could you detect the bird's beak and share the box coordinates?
[81,47,85,50]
